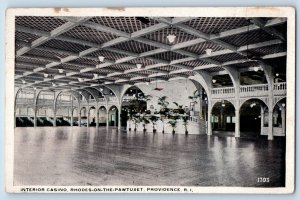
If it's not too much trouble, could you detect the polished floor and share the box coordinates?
[14,127,286,187]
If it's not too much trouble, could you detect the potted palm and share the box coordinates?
[182,113,189,135]
[132,114,140,132]
[158,96,169,134]
[149,115,159,133]
[168,119,177,135]
[141,114,150,133]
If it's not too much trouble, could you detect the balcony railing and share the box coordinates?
[240,84,269,93]
[211,87,235,95]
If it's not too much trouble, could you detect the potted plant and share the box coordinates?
[168,119,177,135]
[182,113,189,135]
[158,96,169,134]
[141,114,150,133]
[149,115,159,133]
[132,114,140,132]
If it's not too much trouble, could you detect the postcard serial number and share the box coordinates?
[257,177,270,183]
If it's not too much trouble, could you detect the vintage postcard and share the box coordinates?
[5,7,295,193]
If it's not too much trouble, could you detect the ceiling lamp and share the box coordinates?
[58,69,64,73]
[167,34,176,43]
[33,87,36,90]
[21,80,26,84]
[136,64,142,69]
[100,88,103,92]
[250,103,256,108]
[276,73,279,77]
[93,74,98,79]
[282,103,285,108]
[52,82,56,87]
[254,67,259,72]
[78,78,83,82]
[44,73,48,78]
[212,79,216,83]
[98,56,105,62]
[205,48,212,55]
[146,82,149,85]
[221,103,225,107]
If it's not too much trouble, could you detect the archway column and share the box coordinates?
[260,106,264,135]
[282,107,286,135]
[53,111,57,127]
[118,105,121,131]
[34,108,37,127]
[207,105,212,135]
[268,110,273,140]
[78,110,81,127]
[87,110,90,127]
[96,110,99,128]
[106,109,109,129]
[235,108,240,138]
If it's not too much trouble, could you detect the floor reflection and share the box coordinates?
[14,127,285,187]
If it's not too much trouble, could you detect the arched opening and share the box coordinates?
[72,107,79,126]
[108,105,118,127]
[16,107,35,127]
[211,100,235,135]
[121,86,148,129]
[89,106,96,126]
[97,106,107,127]
[80,107,87,127]
[55,107,71,126]
[36,107,54,126]
[273,98,286,136]
[239,98,268,138]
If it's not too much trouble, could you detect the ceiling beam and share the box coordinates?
[250,18,286,41]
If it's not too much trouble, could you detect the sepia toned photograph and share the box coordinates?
[5,7,295,193]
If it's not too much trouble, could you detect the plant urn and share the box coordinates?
[172,130,175,135]
[185,130,188,135]
[153,129,156,133]
[143,129,146,132]
[162,130,164,134]
[134,128,137,132]
[129,128,131,131]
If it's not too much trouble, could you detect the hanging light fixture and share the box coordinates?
[33,87,36,90]
[100,87,103,92]
[21,79,26,84]
[205,48,212,55]
[78,78,83,82]
[167,34,176,43]
[146,81,149,85]
[44,73,48,78]
[93,73,98,79]
[212,79,216,83]
[282,103,285,108]
[254,67,259,72]
[276,73,279,77]
[58,69,64,73]
[136,64,142,69]
[98,56,105,62]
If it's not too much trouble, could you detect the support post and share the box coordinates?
[87,109,90,127]
[282,107,286,135]
[260,106,264,135]
[235,109,240,137]
[118,106,121,131]
[34,108,37,127]
[268,110,273,140]
[96,110,99,128]
[106,110,109,129]
[53,112,57,127]
[78,110,81,127]
[207,106,212,136]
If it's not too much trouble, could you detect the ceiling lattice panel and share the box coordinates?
[111,40,157,54]
[61,25,119,44]
[210,53,245,63]
[202,66,225,73]
[248,44,287,56]
[26,48,70,59]
[157,65,181,72]
[89,17,159,33]
[40,39,90,54]
[181,60,210,67]
[221,29,277,47]
[88,49,128,60]
[151,51,188,61]
[15,31,41,43]
[184,17,251,34]
[16,16,67,32]
[183,41,225,55]
[127,57,158,66]
[144,27,198,45]
[16,56,51,65]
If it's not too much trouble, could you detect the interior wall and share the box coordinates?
[137,79,199,112]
